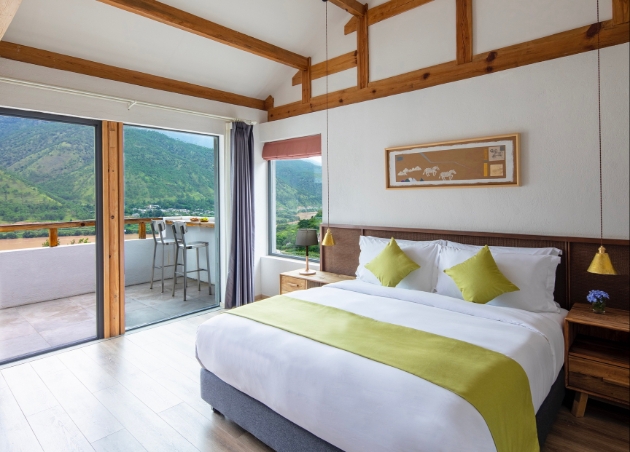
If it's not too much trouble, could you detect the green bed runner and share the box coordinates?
[227,296,539,452]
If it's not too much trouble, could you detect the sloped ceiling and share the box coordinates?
[2,0,351,100]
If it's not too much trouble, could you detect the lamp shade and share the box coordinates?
[587,246,618,275]
[295,229,319,247]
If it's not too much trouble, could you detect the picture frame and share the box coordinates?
[385,134,520,189]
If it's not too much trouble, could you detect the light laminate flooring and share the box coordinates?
[0,309,627,452]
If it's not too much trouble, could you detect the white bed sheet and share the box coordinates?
[196,280,567,452]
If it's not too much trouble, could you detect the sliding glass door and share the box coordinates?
[122,125,220,330]
[0,108,103,364]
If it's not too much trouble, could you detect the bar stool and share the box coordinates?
[171,221,211,301]
[149,220,176,293]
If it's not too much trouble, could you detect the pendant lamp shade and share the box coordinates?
[588,246,618,275]
[322,228,335,247]
[588,0,616,275]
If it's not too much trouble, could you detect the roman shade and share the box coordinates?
[262,135,321,160]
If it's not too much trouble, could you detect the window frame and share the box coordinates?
[120,123,222,329]
[267,159,321,263]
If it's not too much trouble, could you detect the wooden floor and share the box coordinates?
[0,309,627,452]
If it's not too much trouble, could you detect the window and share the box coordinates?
[269,157,323,260]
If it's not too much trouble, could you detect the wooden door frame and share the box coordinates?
[102,121,125,337]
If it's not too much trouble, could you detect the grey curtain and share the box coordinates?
[225,122,255,309]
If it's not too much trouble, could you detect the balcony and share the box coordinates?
[0,218,217,364]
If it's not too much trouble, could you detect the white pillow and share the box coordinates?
[446,241,562,256]
[356,236,441,292]
[435,246,561,313]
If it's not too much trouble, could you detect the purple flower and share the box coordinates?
[587,290,609,304]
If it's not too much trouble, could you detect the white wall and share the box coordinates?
[260,44,629,243]
[0,244,96,309]
[0,233,216,309]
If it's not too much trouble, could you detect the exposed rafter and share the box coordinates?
[292,51,357,86]
[456,0,473,64]
[0,0,22,40]
[0,42,267,110]
[613,0,629,24]
[328,0,367,17]
[357,13,369,88]
[97,0,309,70]
[302,57,312,103]
[268,20,630,121]
[345,0,433,34]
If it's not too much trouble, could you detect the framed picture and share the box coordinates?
[385,134,520,189]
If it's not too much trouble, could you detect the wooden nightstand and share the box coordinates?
[564,303,629,417]
[279,270,355,295]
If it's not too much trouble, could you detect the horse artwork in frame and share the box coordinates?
[385,134,520,189]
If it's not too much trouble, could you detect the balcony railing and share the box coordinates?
[0,217,215,247]
[0,218,152,246]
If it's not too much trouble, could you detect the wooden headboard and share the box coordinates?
[319,224,630,311]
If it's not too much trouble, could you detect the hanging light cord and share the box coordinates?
[325,0,331,230]
[596,0,603,245]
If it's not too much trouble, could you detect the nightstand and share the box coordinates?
[564,303,629,417]
[279,270,355,295]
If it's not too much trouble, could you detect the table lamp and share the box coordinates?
[295,229,319,275]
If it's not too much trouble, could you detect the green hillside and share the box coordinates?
[123,127,215,217]
[0,117,218,225]
[276,159,321,220]
[0,116,94,222]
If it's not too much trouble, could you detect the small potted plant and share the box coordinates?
[587,290,609,314]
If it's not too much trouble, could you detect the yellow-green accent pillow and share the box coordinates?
[364,238,420,288]
[444,245,519,304]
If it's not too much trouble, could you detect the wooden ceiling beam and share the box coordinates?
[269,20,629,121]
[292,51,357,86]
[0,0,23,41]
[456,0,473,64]
[345,0,434,35]
[97,0,309,70]
[328,0,367,17]
[0,41,267,110]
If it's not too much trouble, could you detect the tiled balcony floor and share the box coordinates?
[0,279,216,363]
[125,280,216,330]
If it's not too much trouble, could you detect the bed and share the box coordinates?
[196,226,629,452]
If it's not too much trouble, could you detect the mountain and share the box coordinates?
[0,117,217,224]
[123,127,215,215]
[0,116,95,222]
[275,159,321,219]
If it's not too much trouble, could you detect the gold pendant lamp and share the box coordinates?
[321,0,335,247]
[587,0,616,275]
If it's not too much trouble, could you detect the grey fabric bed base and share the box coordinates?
[201,367,565,452]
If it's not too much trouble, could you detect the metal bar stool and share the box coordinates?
[171,221,211,301]
[150,220,176,293]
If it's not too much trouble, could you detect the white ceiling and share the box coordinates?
[3,0,352,101]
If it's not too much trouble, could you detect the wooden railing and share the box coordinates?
[0,218,153,247]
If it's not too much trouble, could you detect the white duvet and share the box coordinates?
[196,281,567,452]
